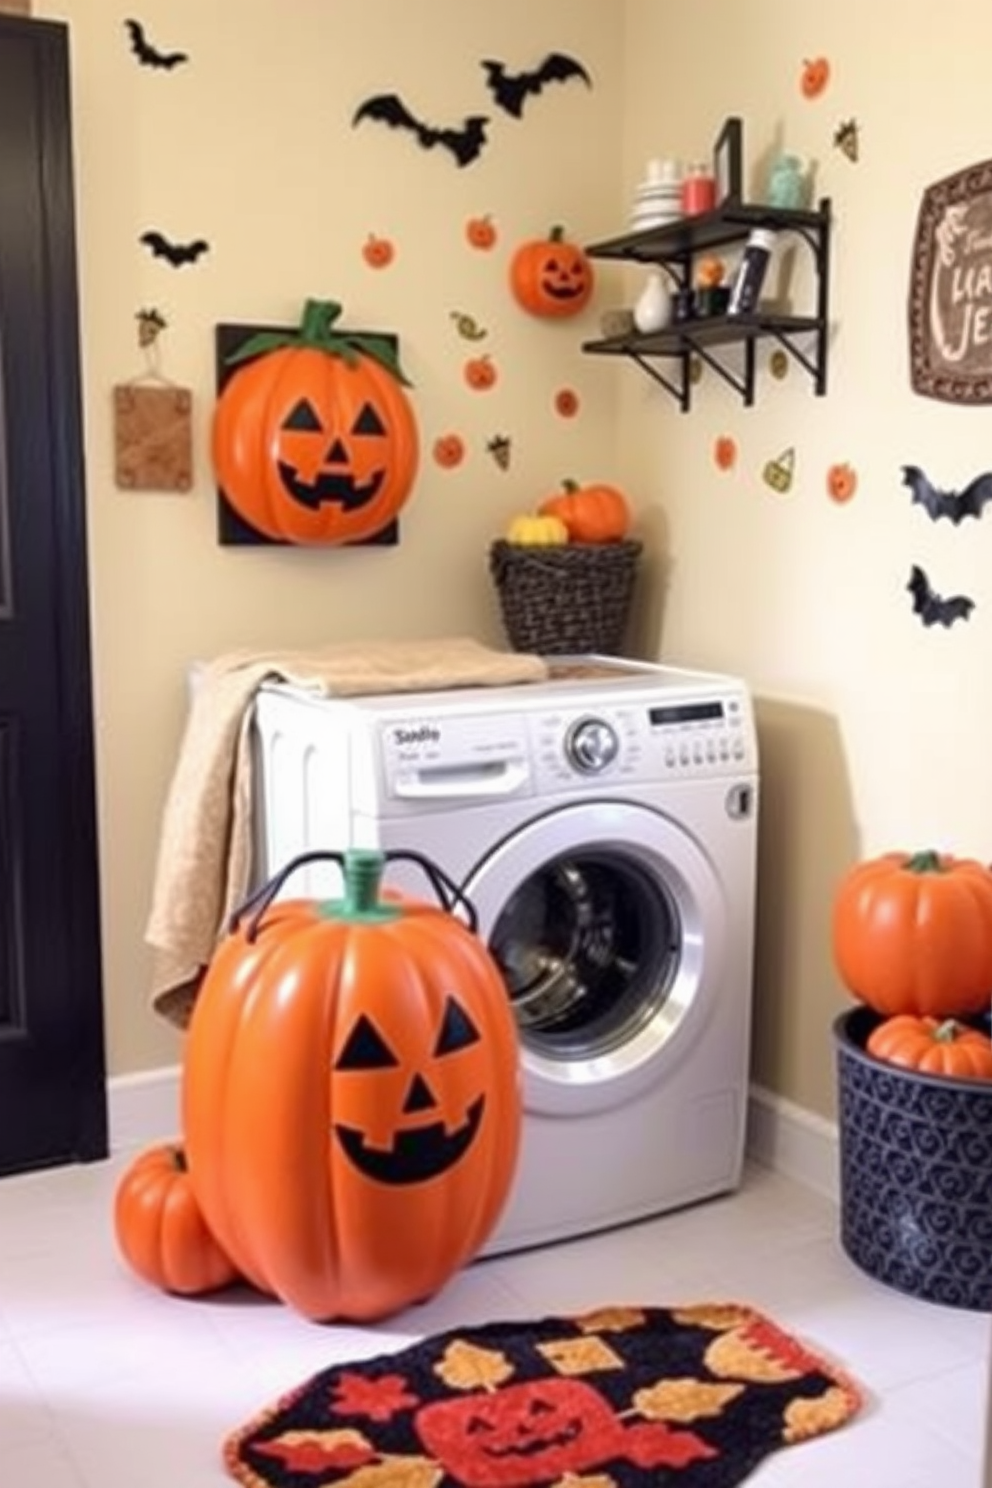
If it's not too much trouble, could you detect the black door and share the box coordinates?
[0,17,107,1173]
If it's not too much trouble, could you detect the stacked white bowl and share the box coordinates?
[629,158,683,233]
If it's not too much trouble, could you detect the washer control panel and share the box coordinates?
[531,688,756,787]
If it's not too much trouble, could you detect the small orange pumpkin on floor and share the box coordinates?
[867,1015,992,1081]
[114,1142,240,1296]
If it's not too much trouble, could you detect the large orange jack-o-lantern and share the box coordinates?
[510,225,595,318]
[182,849,521,1323]
[211,298,419,545]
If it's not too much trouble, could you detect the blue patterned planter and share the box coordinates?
[834,1006,992,1311]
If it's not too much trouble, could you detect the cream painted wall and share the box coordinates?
[620,0,992,1115]
[35,0,992,1120]
[33,0,626,1074]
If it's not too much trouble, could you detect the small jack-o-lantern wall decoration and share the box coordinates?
[182,849,521,1323]
[510,225,595,318]
[211,298,419,545]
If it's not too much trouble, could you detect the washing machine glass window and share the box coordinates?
[489,850,679,1060]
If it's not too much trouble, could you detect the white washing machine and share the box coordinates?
[250,655,759,1256]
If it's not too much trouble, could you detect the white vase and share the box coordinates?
[633,270,671,333]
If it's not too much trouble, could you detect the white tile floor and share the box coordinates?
[0,1150,987,1487]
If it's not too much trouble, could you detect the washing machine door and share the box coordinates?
[463,800,726,1115]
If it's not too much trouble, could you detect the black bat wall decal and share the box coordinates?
[907,565,975,627]
[140,231,210,267]
[481,53,592,118]
[902,464,992,524]
[124,19,189,70]
[352,95,489,167]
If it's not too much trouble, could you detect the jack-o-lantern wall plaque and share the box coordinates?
[908,157,992,405]
[212,299,419,545]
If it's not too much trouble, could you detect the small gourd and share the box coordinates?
[505,513,569,546]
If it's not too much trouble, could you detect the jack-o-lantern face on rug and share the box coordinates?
[416,1377,707,1487]
[182,849,522,1322]
[510,226,595,318]
[332,997,486,1184]
[211,299,419,545]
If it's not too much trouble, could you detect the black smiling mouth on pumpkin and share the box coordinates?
[277,462,385,512]
[543,282,584,299]
[485,1420,582,1458]
[334,1094,485,1184]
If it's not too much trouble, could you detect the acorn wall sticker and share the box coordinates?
[834,119,860,162]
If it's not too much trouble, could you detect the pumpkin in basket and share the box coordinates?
[538,479,631,543]
[182,849,521,1323]
[832,849,992,1018]
[867,1014,992,1080]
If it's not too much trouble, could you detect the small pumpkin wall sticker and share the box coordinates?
[361,233,395,269]
[432,433,466,470]
[827,462,858,504]
[554,387,580,418]
[510,225,594,318]
[464,353,498,391]
[714,436,737,472]
[800,56,831,98]
[466,213,497,250]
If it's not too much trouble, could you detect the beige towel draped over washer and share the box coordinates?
[145,637,548,1030]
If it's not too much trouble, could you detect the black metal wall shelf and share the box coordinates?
[582,198,832,412]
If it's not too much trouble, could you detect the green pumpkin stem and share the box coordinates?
[319,848,401,923]
[934,1019,963,1042]
[905,850,945,874]
[226,297,413,386]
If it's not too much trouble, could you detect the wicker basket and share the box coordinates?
[489,539,642,655]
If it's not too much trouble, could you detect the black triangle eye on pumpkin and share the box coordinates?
[434,996,481,1056]
[353,402,386,436]
[283,398,323,432]
[334,1013,400,1070]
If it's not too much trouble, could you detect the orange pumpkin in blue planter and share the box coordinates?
[182,848,521,1322]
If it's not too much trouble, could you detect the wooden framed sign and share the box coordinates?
[908,157,992,404]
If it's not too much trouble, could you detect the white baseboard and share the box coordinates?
[107,1065,182,1152]
[107,1068,840,1205]
[746,1083,839,1203]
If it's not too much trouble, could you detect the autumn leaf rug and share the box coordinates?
[224,1302,863,1488]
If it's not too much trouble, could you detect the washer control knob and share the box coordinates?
[566,716,620,773]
